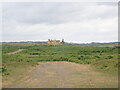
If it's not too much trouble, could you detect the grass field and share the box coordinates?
[1,43,119,88]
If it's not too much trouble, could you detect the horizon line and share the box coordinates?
[0,40,119,44]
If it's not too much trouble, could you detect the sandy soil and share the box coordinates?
[9,61,118,88]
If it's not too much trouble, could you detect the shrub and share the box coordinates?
[30,53,40,55]
[81,56,84,57]
[107,56,113,59]
[71,55,76,57]
[3,72,10,76]
[60,57,68,61]
[1,67,7,73]
[77,57,81,60]
[95,56,100,58]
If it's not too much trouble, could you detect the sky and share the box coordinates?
[1,2,118,43]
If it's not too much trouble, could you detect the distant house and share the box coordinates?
[47,39,64,44]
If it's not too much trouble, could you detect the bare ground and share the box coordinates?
[8,61,118,88]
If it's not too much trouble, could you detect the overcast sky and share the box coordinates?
[2,2,118,43]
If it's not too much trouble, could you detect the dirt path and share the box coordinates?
[6,49,25,55]
[10,61,118,88]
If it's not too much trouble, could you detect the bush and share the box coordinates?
[3,72,10,76]
[107,56,113,59]
[30,53,40,55]
[60,57,68,61]
[95,56,100,58]
[1,67,7,73]
[77,57,81,60]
